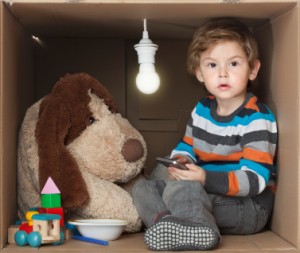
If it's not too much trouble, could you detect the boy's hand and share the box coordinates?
[176,156,189,164]
[168,164,206,185]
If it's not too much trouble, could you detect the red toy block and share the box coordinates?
[19,223,33,234]
[38,207,65,226]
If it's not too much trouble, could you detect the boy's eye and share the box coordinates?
[229,61,239,67]
[208,63,217,68]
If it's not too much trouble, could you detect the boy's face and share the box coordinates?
[195,40,260,106]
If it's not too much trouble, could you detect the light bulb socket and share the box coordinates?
[134,44,158,64]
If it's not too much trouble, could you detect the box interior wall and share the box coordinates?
[0,1,299,251]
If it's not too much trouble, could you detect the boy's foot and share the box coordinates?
[144,216,219,251]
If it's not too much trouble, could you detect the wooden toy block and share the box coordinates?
[38,207,65,226]
[41,193,61,208]
[32,214,61,244]
[14,177,64,248]
[8,225,20,244]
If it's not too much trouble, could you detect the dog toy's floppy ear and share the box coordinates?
[36,95,89,209]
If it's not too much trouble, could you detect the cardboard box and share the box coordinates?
[0,0,299,252]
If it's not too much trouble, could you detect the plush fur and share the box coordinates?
[17,73,147,232]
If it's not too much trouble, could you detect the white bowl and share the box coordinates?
[68,219,128,241]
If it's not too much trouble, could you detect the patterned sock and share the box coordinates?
[144,215,219,251]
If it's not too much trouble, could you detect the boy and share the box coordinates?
[132,18,277,251]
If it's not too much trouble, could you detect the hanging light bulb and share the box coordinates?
[134,19,160,94]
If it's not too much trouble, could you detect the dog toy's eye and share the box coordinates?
[89,116,96,125]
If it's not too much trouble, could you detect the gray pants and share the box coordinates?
[132,166,273,236]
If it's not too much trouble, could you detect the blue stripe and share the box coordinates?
[195,101,276,127]
[202,163,241,172]
[173,142,195,160]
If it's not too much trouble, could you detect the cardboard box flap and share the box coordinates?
[5,0,297,38]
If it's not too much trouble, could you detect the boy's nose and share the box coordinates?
[219,67,228,78]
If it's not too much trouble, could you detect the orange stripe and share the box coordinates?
[183,136,193,146]
[245,96,259,111]
[243,147,273,164]
[194,149,243,162]
[227,172,240,196]
[195,148,273,164]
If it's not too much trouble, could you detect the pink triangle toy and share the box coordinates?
[41,177,61,194]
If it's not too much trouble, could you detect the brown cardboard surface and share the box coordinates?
[0,0,300,251]
[0,2,2,248]
[265,7,300,246]
[1,231,299,252]
[0,3,3,249]
[34,38,127,116]
[7,1,297,38]
[0,1,35,249]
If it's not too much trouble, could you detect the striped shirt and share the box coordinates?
[170,93,277,197]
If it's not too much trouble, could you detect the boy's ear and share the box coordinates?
[195,68,204,83]
[249,60,261,81]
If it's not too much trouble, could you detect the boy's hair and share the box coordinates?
[187,18,259,74]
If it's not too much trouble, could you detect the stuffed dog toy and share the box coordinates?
[17,73,147,232]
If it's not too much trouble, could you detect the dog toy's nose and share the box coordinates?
[121,138,144,162]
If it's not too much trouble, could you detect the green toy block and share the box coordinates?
[41,194,61,208]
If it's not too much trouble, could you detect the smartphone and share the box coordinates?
[156,157,189,170]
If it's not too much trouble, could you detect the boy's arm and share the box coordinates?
[204,107,277,197]
[170,110,197,163]
[204,160,275,197]
[204,169,261,197]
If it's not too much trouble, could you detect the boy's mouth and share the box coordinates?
[218,84,230,89]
